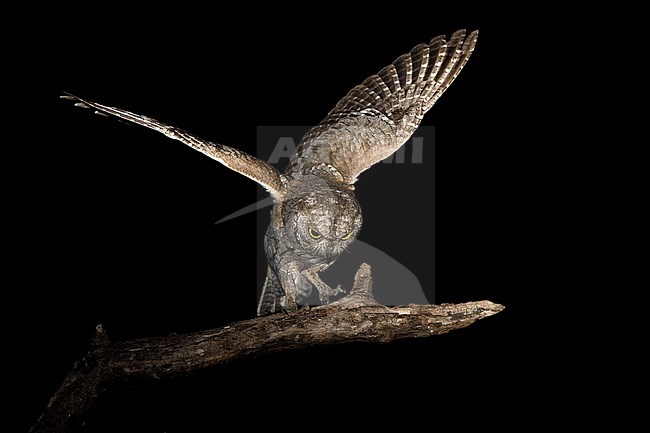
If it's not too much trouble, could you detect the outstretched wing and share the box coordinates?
[288,29,478,184]
[61,93,286,200]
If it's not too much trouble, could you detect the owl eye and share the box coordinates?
[308,228,322,239]
[341,231,353,241]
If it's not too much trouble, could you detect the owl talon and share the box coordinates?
[281,305,299,315]
[318,292,330,305]
[280,295,299,314]
[316,284,345,305]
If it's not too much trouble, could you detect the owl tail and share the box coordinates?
[257,266,284,316]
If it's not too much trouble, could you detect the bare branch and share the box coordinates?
[30,265,503,432]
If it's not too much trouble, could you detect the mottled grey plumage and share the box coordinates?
[61,30,478,316]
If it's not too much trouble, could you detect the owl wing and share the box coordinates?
[61,93,286,200]
[288,29,478,184]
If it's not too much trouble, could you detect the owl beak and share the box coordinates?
[326,250,337,262]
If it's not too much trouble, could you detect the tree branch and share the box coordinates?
[30,265,503,432]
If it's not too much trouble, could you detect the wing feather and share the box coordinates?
[288,29,478,184]
[61,93,285,199]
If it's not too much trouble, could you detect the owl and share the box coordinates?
[62,29,478,315]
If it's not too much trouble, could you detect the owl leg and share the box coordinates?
[294,275,313,303]
[276,262,305,313]
[303,268,345,305]
[257,266,284,316]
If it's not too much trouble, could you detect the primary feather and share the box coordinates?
[289,30,478,184]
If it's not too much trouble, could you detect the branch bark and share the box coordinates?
[30,265,503,432]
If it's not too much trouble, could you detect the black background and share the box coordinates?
[10,9,548,432]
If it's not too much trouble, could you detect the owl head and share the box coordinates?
[281,183,362,261]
